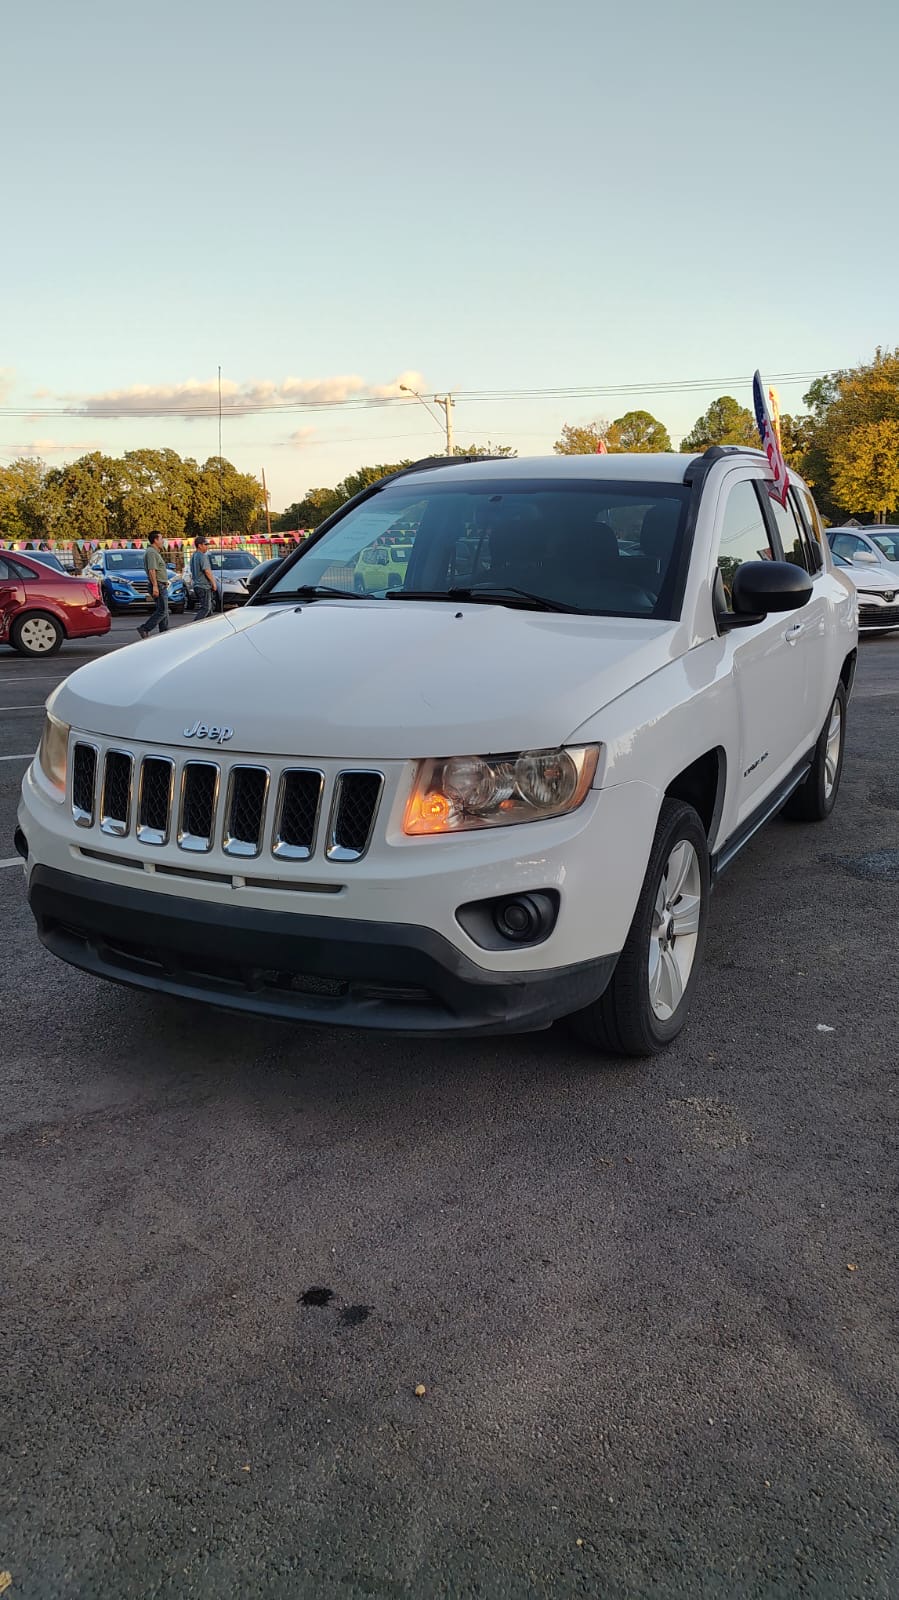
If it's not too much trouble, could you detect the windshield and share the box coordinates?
[104,551,144,570]
[266,478,692,618]
[871,532,899,561]
[207,550,258,570]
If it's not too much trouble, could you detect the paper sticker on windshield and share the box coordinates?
[316,511,407,563]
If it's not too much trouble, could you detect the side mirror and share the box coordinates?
[852,550,878,564]
[246,556,286,598]
[722,560,813,631]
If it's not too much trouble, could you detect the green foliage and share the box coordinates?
[553,421,611,454]
[0,457,55,540]
[607,410,672,452]
[680,396,757,452]
[452,442,517,458]
[798,348,899,522]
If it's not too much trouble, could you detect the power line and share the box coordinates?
[0,367,832,421]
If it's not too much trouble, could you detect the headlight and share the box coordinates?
[404,746,600,835]
[37,712,70,797]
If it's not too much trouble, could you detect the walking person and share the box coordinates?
[137,531,170,639]
[189,535,219,621]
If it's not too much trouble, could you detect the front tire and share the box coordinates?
[782,682,846,823]
[11,612,65,657]
[568,798,710,1058]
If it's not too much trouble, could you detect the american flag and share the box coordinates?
[753,370,789,506]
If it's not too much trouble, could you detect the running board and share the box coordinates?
[711,754,813,879]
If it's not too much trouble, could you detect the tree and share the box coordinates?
[43,452,124,541]
[116,448,193,542]
[680,396,757,452]
[553,421,611,454]
[830,420,899,522]
[606,410,672,453]
[453,442,517,458]
[185,457,266,539]
[0,457,57,540]
[800,348,899,522]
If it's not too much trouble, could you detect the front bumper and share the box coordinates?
[26,865,617,1035]
[858,600,899,630]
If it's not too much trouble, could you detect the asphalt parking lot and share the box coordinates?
[1,618,897,1599]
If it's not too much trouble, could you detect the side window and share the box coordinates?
[766,493,813,572]
[716,480,773,611]
[791,486,824,568]
[831,533,866,562]
[0,557,10,580]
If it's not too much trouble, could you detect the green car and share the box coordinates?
[353,543,411,592]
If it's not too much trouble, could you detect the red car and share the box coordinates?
[0,549,111,657]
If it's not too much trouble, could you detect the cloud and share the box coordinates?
[279,427,317,450]
[51,370,429,420]
[3,438,103,459]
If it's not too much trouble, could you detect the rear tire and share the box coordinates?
[567,798,710,1059]
[783,682,846,822]
[11,612,65,657]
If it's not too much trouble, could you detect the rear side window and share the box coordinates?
[716,480,773,610]
[6,556,40,581]
[791,486,824,567]
[766,494,814,572]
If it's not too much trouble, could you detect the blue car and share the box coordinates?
[86,549,187,615]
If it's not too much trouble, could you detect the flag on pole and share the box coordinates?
[595,437,608,454]
[753,371,789,506]
[767,385,782,451]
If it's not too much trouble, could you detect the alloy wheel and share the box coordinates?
[648,839,703,1021]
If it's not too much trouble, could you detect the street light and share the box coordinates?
[399,384,455,457]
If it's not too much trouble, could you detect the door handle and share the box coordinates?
[783,622,805,644]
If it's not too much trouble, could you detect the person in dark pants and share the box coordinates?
[137,531,170,638]
[189,535,219,621]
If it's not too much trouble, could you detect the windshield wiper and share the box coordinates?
[387,585,581,614]
[269,584,365,601]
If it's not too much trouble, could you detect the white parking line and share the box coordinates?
[0,674,66,683]
[0,705,45,712]
[0,753,33,762]
[0,857,23,869]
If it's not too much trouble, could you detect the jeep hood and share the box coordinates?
[51,600,681,759]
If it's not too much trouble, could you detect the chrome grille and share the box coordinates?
[67,745,385,863]
[100,750,133,836]
[328,771,384,861]
[223,765,269,857]
[273,769,323,859]
[137,756,174,845]
[179,761,219,852]
[71,742,97,826]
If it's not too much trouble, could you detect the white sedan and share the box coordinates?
[831,550,899,632]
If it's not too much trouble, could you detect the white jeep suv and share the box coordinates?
[17,449,858,1057]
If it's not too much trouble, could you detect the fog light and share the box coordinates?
[493,893,556,943]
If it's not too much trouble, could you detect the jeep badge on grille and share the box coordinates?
[183,721,234,744]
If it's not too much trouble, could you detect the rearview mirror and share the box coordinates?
[722,560,813,631]
[246,556,286,597]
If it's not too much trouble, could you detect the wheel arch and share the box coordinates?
[14,605,69,639]
[663,746,726,843]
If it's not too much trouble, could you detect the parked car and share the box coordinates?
[19,448,857,1058]
[831,550,899,631]
[16,549,68,575]
[828,526,899,571]
[86,550,187,614]
[0,549,110,656]
[183,548,259,611]
[353,542,412,592]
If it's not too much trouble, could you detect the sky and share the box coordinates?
[2,0,897,511]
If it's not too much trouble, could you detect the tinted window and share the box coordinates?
[789,487,824,569]
[717,481,773,610]
[0,557,10,580]
[767,493,812,571]
[269,478,692,619]
[871,531,899,561]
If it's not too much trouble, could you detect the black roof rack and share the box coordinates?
[682,443,766,488]
[377,453,503,486]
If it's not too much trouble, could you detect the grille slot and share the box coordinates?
[71,742,97,826]
[100,750,133,836]
[273,769,324,859]
[224,765,269,857]
[328,771,384,861]
[137,756,174,845]
[178,762,219,851]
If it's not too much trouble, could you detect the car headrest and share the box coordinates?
[640,501,682,561]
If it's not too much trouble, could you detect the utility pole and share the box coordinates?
[261,468,272,538]
[434,394,454,456]
[399,384,455,456]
